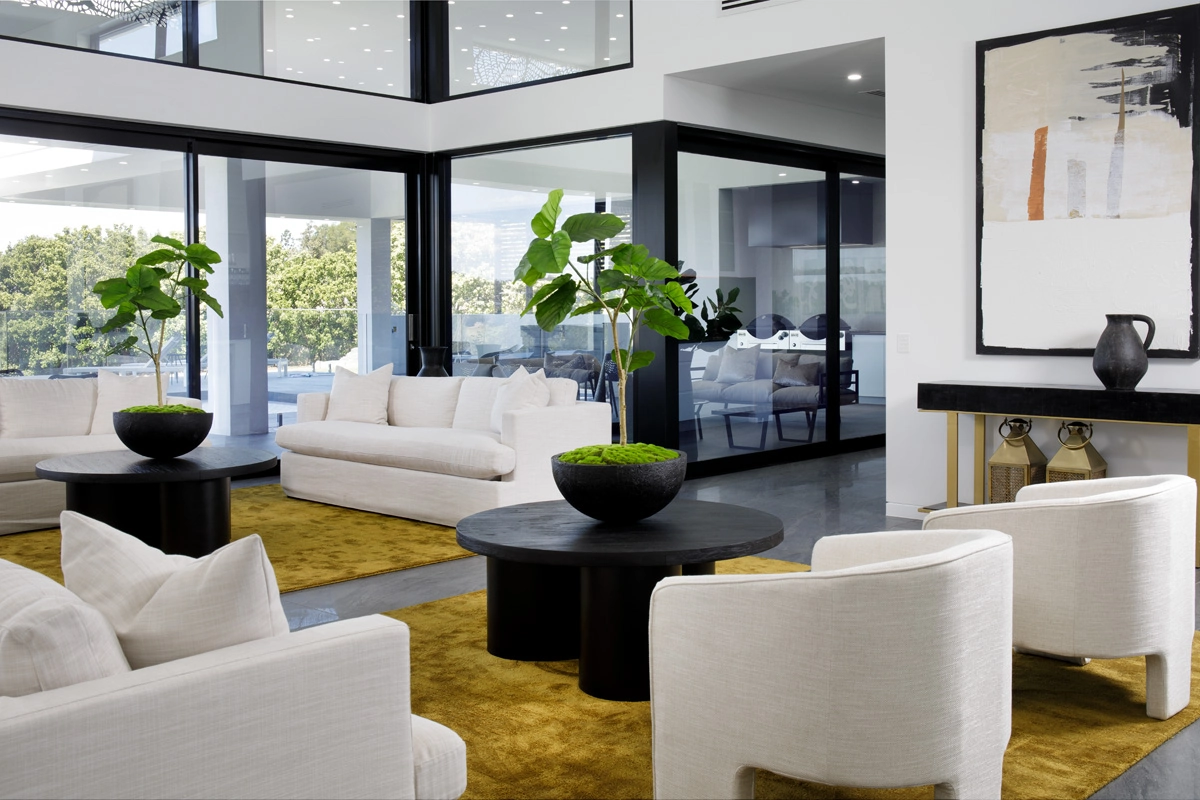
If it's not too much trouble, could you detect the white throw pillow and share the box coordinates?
[90,371,158,435]
[490,367,551,433]
[326,363,393,425]
[59,511,290,669]
[452,376,506,432]
[0,558,130,697]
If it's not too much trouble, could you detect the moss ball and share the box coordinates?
[558,443,679,465]
[120,404,207,414]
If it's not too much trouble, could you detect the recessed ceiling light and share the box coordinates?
[508,37,515,41]
[296,70,303,74]
[358,82,363,85]
[79,168,88,172]
[387,83,393,86]
[323,57,331,61]
[778,173,787,177]
[364,48,371,52]
[535,10,542,13]
[466,67,473,70]
[306,38,313,42]
[454,26,462,30]
[472,182,479,185]
[332,1,339,4]
[384,49,392,52]
[376,66,383,70]
[616,13,624,17]
[602,57,610,61]
[338,75,345,79]
[285,13,293,18]
[609,37,616,40]
[266,48,274,52]
[847,73,862,81]
[286,67,293,70]
[461,48,467,51]
[284,6,292,10]
[558,47,565,51]
[455,78,460,82]
[118,161,127,165]
[851,180,861,184]
[338,60,344,64]
[544,38,550,41]
[397,14,404,18]
[478,24,486,27]
[362,23,369,26]
[27,140,37,144]
[560,26,568,29]
[506,13,513,17]
[314,37,320,40]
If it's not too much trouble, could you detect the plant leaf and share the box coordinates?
[134,286,181,314]
[597,269,634,293]
[526,238,566,277]
[530,189,564,239]
[630,256,678,280]
[515,253,539,286]
[152,234,186,251]
[569,300,607,317]
[643,307,691,339]
[610,243,644,269]
[661,281,692,314]
[185,242,222,264]
[93,278,137,309]
[620,349,655,373]
[134,248,179,267]
[521,274,573,316]
[550,230,572,269]
[561,212,625,243]
[534,276,579,331]
[576,246,621,265]
[98,311,136,334]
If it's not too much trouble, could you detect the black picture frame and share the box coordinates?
[976,5,1200,358]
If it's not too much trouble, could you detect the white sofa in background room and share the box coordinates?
[275,372,612,526]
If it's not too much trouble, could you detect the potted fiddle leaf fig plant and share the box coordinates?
[92,235,223,459]
[516,189,690,523]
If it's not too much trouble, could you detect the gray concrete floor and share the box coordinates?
[230,447,1199,799]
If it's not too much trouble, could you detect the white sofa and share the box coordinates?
[275,374,612,526]
[0,613,467,799]
[0,373,198,535]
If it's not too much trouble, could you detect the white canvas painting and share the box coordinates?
[979,12,1196,354]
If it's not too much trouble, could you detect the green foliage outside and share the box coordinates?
[558,443,679,465]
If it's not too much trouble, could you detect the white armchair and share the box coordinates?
[0,615,467,800]
[924,474,1196,720]
[649,529,1013,800]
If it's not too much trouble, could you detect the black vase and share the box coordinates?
[114,409,213,459]
[417,346,449,377]
[1093,314,1155,391]
[551,452,688,524]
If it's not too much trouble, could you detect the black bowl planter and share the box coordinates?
[551,451,688,524]
[113,410,214,460]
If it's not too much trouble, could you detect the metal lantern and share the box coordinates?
[1047,421,1108,483]
[989,418,1047,503]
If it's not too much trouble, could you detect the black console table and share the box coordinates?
[917,381,1200,564]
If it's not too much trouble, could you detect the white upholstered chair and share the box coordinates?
[924,474,1196,720]
[649,528,1013,800]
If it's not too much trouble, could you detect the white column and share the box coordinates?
[356,218,393,374]
[204,159,269,436]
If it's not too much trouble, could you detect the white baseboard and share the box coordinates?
[886,503,928,521]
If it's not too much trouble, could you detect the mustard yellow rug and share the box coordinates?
[388,556,1200,800]
[0,484,470,592]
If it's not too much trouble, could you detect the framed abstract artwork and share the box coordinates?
[976,6,1199,357]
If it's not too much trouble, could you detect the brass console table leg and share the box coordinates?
[946,412,959,508]
[974,414,987,505]
[1189,425,1200,568]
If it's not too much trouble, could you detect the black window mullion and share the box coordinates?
[412,1,449,104]
[824,168,841,445]
[181,0,199,68]
[184,144,202,399]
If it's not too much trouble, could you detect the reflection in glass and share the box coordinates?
[448,0,630,95]
[0,0,188,61]
[0,134,187,381]
[199,157,406,434]
[201,0,410,97]
[678,153,832,462]
[839,173,885,439]
[450,137,631,429]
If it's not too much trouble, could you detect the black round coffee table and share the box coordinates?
[36,447,277,557]
[457,499,784,701]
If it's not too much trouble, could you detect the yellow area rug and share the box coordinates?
[0,483,469,592]
[388,556,1200,800]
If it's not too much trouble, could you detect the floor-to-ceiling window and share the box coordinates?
[0,132,188,385]
[449,136,631,418]
[198,156,407,435]
[839,172,885,440]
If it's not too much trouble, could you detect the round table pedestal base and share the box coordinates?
[486,558,581,661]
[66,477,232,557]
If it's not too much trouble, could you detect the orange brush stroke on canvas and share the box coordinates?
[1028,125,1048,221]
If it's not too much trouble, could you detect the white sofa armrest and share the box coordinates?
[0,616,420,800]
[500,402,611,484]
[297,392,330,423]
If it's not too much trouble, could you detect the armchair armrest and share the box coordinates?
[500,402,611,484]
[811,528,1008,572]
[0,616,417,800]
[296,391,330,423]
[1015,474,1190,503]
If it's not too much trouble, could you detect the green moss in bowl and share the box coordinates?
[558,443,679,466]
[120,404,208,414]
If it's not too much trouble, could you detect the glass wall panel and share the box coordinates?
[0,133,187,385]
[448,0,629,95]
[450,137,631,427]
[678,152,831,461]
[840,172,885,439]
[199,157,406,435]
[0,0,187,61]
[201,0,411,97]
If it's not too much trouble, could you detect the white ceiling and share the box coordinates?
[668,38,885,119]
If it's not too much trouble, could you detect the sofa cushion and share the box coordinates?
[773,359,821,387]
[0,376,96,439]
[90,371,157,435]
[327,364,393,425]
[0,433,125,483]
[389,376,464,428]
[772,384,822,408]
[490,368,550,433]
[691,380,726,403]
[276,421,517,479]
[716,345,758,384]
[545,376,580,406]
[452,376,506,432]
[0,558,130,697]
[718,378,776,406]
[60,512,290,669]
[701,350,722,381]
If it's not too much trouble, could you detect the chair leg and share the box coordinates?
[934,756,1003,800]
[1145,636,1193,720]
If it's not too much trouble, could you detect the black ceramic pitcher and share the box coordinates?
[1092,314,1155,391]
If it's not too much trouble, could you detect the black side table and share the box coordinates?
[457,499,784,701]
[36,447,277,557]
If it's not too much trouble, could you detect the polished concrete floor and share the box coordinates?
[231,446,1200,799]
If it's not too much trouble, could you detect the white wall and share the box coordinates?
[2,0,1193,520]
